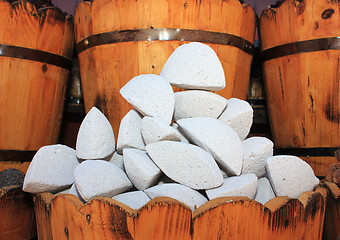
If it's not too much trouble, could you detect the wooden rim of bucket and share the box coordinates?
[261,37,340,61]
[0,44,73,70]
[76,28,255,55]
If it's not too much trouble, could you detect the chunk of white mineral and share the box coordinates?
[265,155,319,198]
[177,117,243,176]
[144,183,208,211]
[113,191,150,209]
[255,177,276,205]
[74,160,132,202]
[23,144,79,193]
[76,107,115,160]
[146,141,223,190]
[120,74,175,124]
[160,42,225,91]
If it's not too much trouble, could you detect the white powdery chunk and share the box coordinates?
[242,137,274,178]
[177,117,243,176]
[171,123,189,143]
[117,109,145,154]
[141,117,181,145]
[76,107,115,160]
[173,90,227,121]
[108,152,124,170]
[146,141,223,190]
[160,42,225,91]
[123,148,161,190]
[144,183,208,211]
[265,155,319,198]
[206,173,258,200]
[23,144,79,194]
[218,98,253,140]
[74,160,132,202]
[120,74,175,124]
[255,177,276,205]
[69,183,85,202]
[113,191,150,209]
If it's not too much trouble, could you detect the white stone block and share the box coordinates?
[173,90,227,121]
[108,151,124,170]
[242,137,274,178]
[141,117,181,145]
[76,107,115,160]
[218,98,253,140]
[255,177,276,205]
[177,117,243,176]
[120,74,175,124]
[146,141,223,190]
[69,183,85,202]
[113,191,150,209]
[74,160,132,202]
[265,155,319,198]
[23,144,79,194]
[123,148,161,190]
[144,183,208,211]
[206,173,258,200]
[171,123,189,143]
[117,109,145,154]
[160,42,225,91]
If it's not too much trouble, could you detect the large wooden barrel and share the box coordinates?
[259,0,340,176]
[34,186,327,239]
[74,0,256,139]
[0,0,74,151]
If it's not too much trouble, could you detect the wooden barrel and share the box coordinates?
[259,0,340,176]
[34,186,327,239]
[0,186,36,240]
[74,0,256,139]
[0,0,74,151]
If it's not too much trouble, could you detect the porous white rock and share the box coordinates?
[255,177,276,205]
[113,191,150,209]
[144,183,208,211]
[123,148,161,190]
[173,90,227,121]
[69,183,85,202]
[242,137,274,178]
[177,117,243,176]
[160,42,225,91]
[117,109,145,154]
[218,98,253,140]
[206,173,258,200]
[265,155,319,198]
[74,160,132,202]
[109,151,124,170]
[146,141,223,190]
[76,107,115,160]
[141,117,181,145]
[23,144,79,193]
[171,123,189,143]
[120,74,175,124]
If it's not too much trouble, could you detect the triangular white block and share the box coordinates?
[146,141,223,190]
[160,42,225,91]
[255,177,276,205]
[176,117,243,176]
[120,74,174,124]
[113,191,150,209]
[76,107,115,160]
[108,151,124,170]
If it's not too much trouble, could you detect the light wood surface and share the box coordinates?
[0,0,74,150]
[34,186,327,240]
[74,0,256,139]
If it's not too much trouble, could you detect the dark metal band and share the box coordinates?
[0,44,72,71]
[261,37,340,62]
[76,28,255,55]
[274,147,340,158]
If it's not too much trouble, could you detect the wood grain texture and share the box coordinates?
[259,0,340,176]
[0,0,74,150]
[74,0,256,139]
[34,187,327,240]
[0,186,36,240]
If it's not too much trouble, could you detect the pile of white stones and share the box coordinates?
[23,42,319,211]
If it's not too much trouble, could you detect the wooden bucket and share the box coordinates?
[74,0,256,139]
[34,186,327,239]
[0,186,36,240]
[259,0,340,176]
[0,0,74,151]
